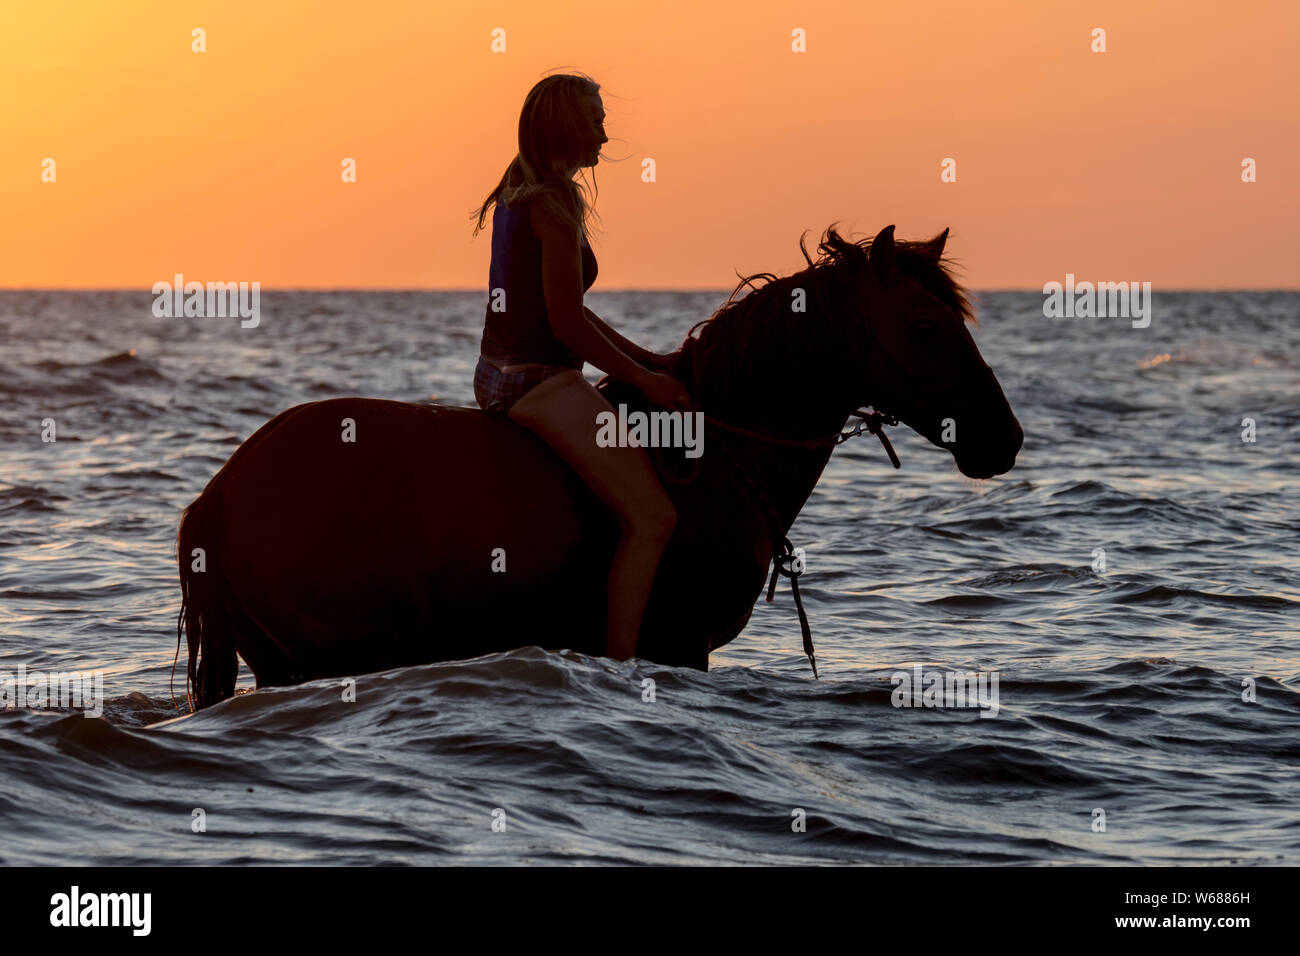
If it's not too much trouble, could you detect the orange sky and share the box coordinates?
[2,0,1296,289]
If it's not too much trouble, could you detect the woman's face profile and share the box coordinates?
[578,93,607,170]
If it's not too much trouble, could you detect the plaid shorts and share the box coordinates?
[473,355,578,415]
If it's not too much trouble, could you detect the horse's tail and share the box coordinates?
[173,403,315,712]
[176,483,239,711]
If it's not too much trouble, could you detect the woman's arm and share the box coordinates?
[583,306,671,370]
[533,205,654,387]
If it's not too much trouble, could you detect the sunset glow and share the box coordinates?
[3,0,1296,289]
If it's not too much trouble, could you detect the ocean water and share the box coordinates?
[0,289,1296,865]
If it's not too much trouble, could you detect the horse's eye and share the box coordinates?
[915,321,935,339]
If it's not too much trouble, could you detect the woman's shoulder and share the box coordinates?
[496,198,549,243]
[527,201,582,247]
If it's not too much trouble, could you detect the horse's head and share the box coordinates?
[675,223,1022,480]
[856,225,1022,480]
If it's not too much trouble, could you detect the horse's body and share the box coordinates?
[178,386,799,694]
[178,226,1023,709]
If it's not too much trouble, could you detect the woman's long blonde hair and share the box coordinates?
[472,72,604,244]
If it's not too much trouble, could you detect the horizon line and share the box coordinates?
[3,286,1299,294]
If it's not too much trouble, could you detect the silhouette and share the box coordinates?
[176,224,1023,710]
[470,74,691,667]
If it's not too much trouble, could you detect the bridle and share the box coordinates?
[688,407,899,680]
[699,406,901,465]
[655,268,914,679]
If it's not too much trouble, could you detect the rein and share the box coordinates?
[654,266,904,678]
[705,408,901,464]
[653,403,902,679]
[711,408,900,680]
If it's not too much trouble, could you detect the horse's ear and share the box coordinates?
[869,225,896,279]
[920,227,949,260]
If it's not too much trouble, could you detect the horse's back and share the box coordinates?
[235,397,598,538]
[212,398,616,672]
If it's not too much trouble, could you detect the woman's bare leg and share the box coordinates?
[508,371,677,659]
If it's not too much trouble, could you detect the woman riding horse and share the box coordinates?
[471,72,693,661]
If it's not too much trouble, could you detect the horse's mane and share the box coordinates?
[672,225,974,417]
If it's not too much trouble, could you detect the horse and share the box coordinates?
[175,224,1023,710]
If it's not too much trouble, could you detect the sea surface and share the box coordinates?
[0,289,1297,865]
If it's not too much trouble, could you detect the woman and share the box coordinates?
[471,73,693,661]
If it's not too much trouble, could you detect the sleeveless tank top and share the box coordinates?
[480,199,598,367]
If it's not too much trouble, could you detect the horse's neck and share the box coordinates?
[741,441,839,536]
[695,353,859,535]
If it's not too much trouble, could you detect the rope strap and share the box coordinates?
[645,395,902,680]
[766,536,818,679]
[839,409,901,468]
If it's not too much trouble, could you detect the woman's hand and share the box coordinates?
[636,370,693,412]
[645,348,683,371]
